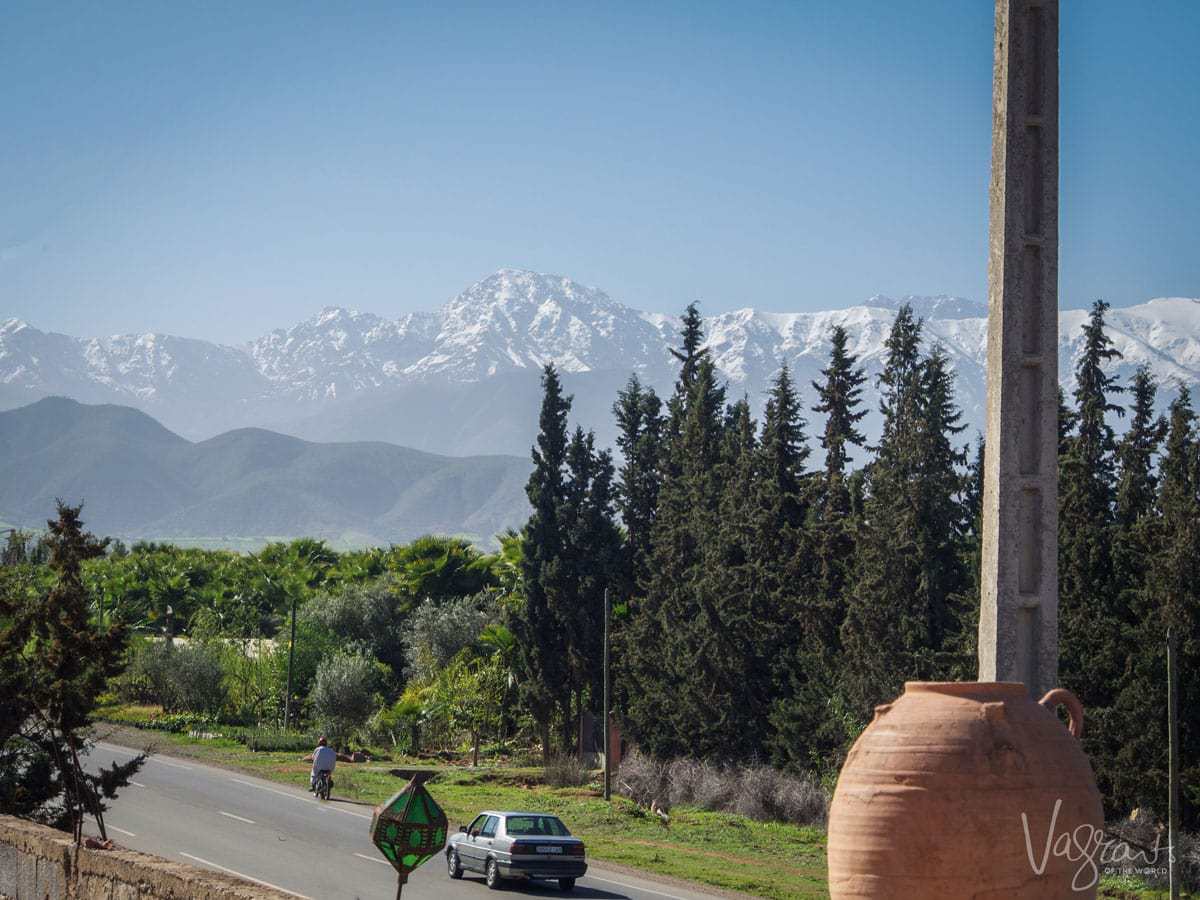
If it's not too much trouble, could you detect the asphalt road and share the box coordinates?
[84,742,726,900]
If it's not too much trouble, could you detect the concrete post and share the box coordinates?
[978,0,1060,698]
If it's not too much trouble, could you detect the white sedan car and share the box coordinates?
[446,809,587,892]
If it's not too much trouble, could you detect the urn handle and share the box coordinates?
[1039,688,1084,739]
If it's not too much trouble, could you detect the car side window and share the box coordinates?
[480,815,499,838]
[468,814,487,836]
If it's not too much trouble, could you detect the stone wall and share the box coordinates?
[0,816,294,900]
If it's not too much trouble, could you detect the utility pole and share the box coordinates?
[603,586,611,801]
[1168,627,1180,899]
[978,0,1061,699]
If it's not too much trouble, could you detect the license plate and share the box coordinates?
[535,846,563,854]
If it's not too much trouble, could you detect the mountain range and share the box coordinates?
[5,268,1200,462]
[0,397,530,548]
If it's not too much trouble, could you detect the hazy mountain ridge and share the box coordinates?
[0,397,531,547]
[4,271,1198,456]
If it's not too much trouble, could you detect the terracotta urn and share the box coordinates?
[827,682,1104,899]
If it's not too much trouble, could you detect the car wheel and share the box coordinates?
[485,858,503,890]
[447,849,463,879]
[559,877,576,892]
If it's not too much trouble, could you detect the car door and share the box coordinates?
[461,814,488,871]
[477,815,500,865]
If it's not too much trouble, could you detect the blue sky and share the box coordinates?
[2,1,1197,343]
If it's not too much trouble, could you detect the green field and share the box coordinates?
[92,710,1184,900]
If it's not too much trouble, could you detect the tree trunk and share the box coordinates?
[472,731,480,768]
[540,719,551,767]
[560,696,573,755]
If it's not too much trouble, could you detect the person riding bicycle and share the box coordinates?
[308,736,336,793]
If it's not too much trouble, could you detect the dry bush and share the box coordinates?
[1105,811,1200,892]
[617,748,671,806]
[693,763,738,811]
[735,764,828,825]
[543,753,591,788]
[617,748,828,826]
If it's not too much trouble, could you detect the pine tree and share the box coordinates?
[613,375,665,594]
[759,365,810,524]
[1115,364,1167,528]
[663,302,708,473]
[511,365,573,761]
[0,503,144,838]
[813,324,868,486]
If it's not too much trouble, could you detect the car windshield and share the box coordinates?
[505,815,570,837]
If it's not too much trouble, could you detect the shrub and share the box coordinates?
[145,712,219,734]
[120,639,227,715]
[308,650,380,745]
[118,639,175,705]
[618,749,828,826]
[240,727,319,753]
[300,579,407,675]
[544,754,591,788]
[402,594,499,684]
[168,643,228,715]
[1105,812,1200,892]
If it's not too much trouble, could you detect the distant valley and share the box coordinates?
[0,397,530,548]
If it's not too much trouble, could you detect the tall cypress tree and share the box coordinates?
[689,395,772,759]
[771,333,869,771]
[1110,386,1200,825]
[511,364,573,761]
[623,307,728,756]
[613,375,665,594]
[556,427,624,741]
[1112,364,1166,649]
[1058,301,1125,767]
[916,345,971,660]
[841,311,969,719]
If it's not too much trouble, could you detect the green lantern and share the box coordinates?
[370,773,448,897]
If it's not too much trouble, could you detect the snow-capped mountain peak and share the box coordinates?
[3,269,1199,451]
[864,294,989,320]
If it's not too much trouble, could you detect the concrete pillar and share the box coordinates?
[978,0,1059,698]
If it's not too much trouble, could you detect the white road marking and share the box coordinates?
[96,742,136,755]
[354,852,391,866]
[228,778,370,819]
[179,852,312,899]
[588,874,695,900]
[218,811,256,825]
[94,742,192,771]
[128,781,147,788]
[231,778,312,804]
[151,758,193,770]
[108,826,136,838]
